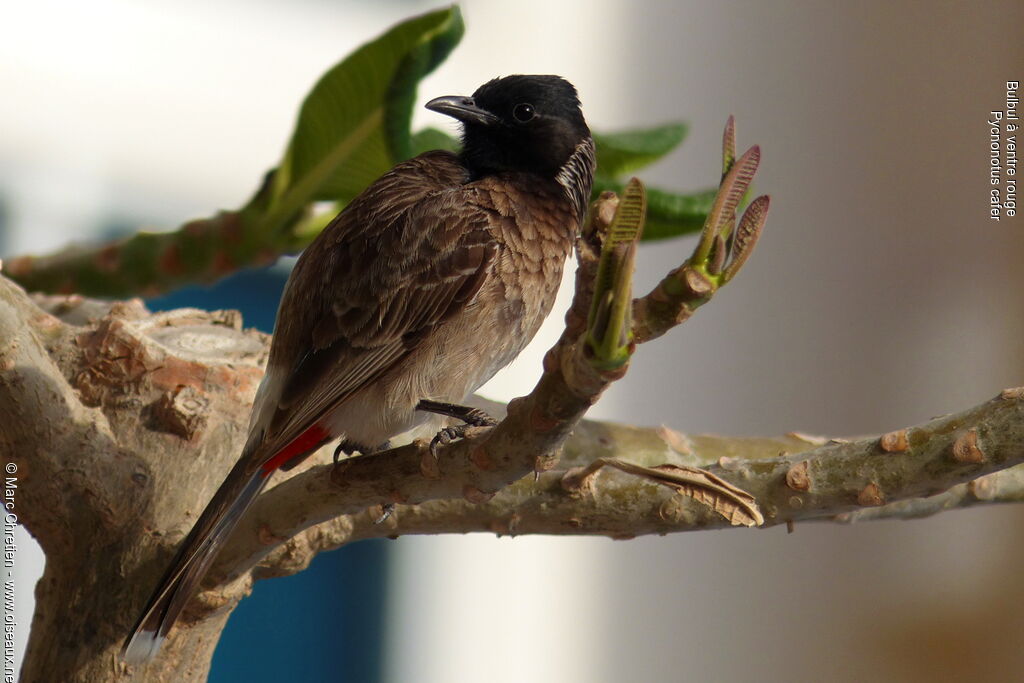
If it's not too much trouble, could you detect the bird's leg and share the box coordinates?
[330,441,396,524]
[416,399,497,425]
[332,439,391,465]
[416,399,498,456]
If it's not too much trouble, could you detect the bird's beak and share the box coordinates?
[425,96,500,126]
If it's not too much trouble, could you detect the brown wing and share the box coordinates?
[248,151,497,468]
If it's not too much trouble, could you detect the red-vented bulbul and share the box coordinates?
[124,74,595,663]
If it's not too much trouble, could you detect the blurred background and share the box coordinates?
[3,1,1023,681]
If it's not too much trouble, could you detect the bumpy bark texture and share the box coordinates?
[0,279,267,682]
[3,265,1023,682]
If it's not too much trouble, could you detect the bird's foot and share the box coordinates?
[429,423,472,457]
[333,439,391,465]
[417,399,498,457]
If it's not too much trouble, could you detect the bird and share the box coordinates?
[122,74,595,663]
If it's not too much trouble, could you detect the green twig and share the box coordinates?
[586,178,646,371]
[633,118,770,344]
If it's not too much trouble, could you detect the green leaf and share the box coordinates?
[403,122,708,244]
[592,178,714,241]
[721,115,736,178]
[412,122,691,178]
[405,121,704,245]
[693,145,760,263]
[264,7,464,232]
[410,127,461,156]
[593,123,688,179]
[587,178,646,370]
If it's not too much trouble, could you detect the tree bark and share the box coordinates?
[3,182,1023,680]
[1,280,267,681]
[4,270,1024,681]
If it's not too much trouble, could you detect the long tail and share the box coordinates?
[122,456,268,664]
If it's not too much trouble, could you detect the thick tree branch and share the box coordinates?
[6,121,1015,682]
[3,257,1023,681]
[224,388,1024,583]
[0,275,268,682]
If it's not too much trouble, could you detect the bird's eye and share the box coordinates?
[512,103,535,123]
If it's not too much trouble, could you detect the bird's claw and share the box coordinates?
[333,440,356,465]
[419,400,498,457]
[374,503,395,524]
[429,424,468,458]
[333,439,391,464]
[460,408,498,428]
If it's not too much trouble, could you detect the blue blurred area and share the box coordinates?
[212,540,388,683]
[145,265,290,333]
[147,265,387,682]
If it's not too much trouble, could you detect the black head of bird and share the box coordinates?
[426,74,591,179]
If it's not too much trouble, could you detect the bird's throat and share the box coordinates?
[555,137,596,222]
